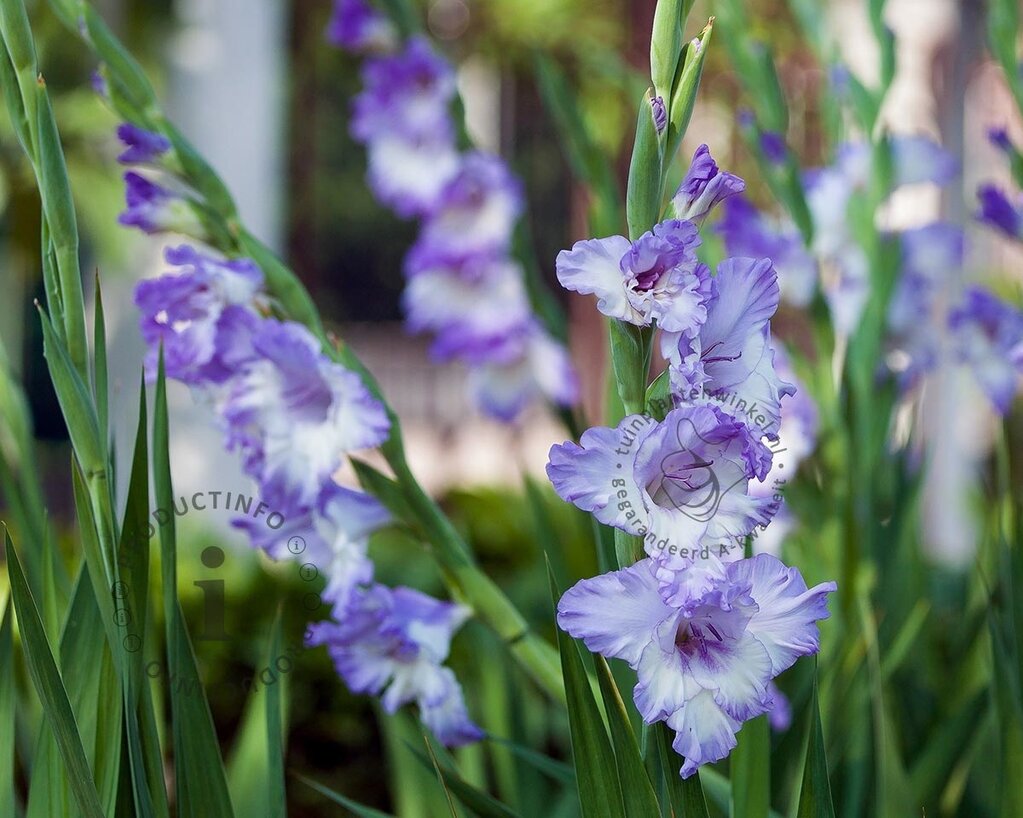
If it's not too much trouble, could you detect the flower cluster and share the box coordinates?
[722,133,1023,413]
[116,123,482,745]
[328,1,578,420]
[550,146,836,777]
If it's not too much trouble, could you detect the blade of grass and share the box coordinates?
[0,597,14,817]
[117,381,161,818]
[730,716,769,818]
[292,772,395,818]
[593,656,659,817]
[265,610,286,817]
[151,361,235,818]
[795,666,836,818]
[652,723,709,818]
[404,741,519,818]
[4,528,104,818]
[548,562,624,818]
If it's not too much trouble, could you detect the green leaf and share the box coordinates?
[485,737,575,785]
[164,602,236,818]
[795,668,835,818]
[593,656,660,817]
[117,383,163,818]
[152,352,176,628]
[293,773,396,818]
[36,306,103,475]
[644,370,671,422]
[626,89,663,240]
[652,722,709,818]
[989,538,1023,818]
[609,320,653,417]
[54,563,124,816]
[730,716,769,818]
[0,596,14,817]
[988,0,1023,110]
[548,562,624,818]
[650,0,694,99]
[665,18,712,164]
[34,80,87,377]
[93,273,109,443]
[151,362,235,818]
[4,528,105,818]
[351,458,418,528]
[405,741,520,818]
[265,610,287,817]
[907,691,987,803]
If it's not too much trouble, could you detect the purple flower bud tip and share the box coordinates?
[988,126,1013,153]
[117,123,172,165]
[759,131,787,165]
[977,184,1023,240]
[672,145,746,224]
[828,63,851,95]
[119,171,206,238]
[90,69,108,98]
[651,96,667,134]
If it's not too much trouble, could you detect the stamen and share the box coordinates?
[701,340,742,364]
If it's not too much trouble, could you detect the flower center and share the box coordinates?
[632,264,665,292]
[701,339,743,365]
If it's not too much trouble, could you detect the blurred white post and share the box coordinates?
[109,0,288,538]
[170,0,286,250]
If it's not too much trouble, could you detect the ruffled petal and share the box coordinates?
[727,554,836,674]
[667,689,742,778]
[557,560,672,666]
[556,235,634,321]
[634,634,690,721]
[547,415,658,534]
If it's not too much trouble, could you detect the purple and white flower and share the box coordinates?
[308,584,483,747]
[234,483,390,606]
[662,257,794,437]
[413,152,523,260]
[547,405,775,576]
[470,322,579,421]
[885,223,964,389]
[717,197,818,307]
[365,130,461,218]
[403,255,533,362]
[671,144,745,224]
[557,554,835,777]
[556,220,710,332]
[749,348,819,557]
[948,287,1023,414]
[133,245,264,384]
[326,0,397,53]
[119,172,206,237]
[222,320,390,514]
[351,36,456,143]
